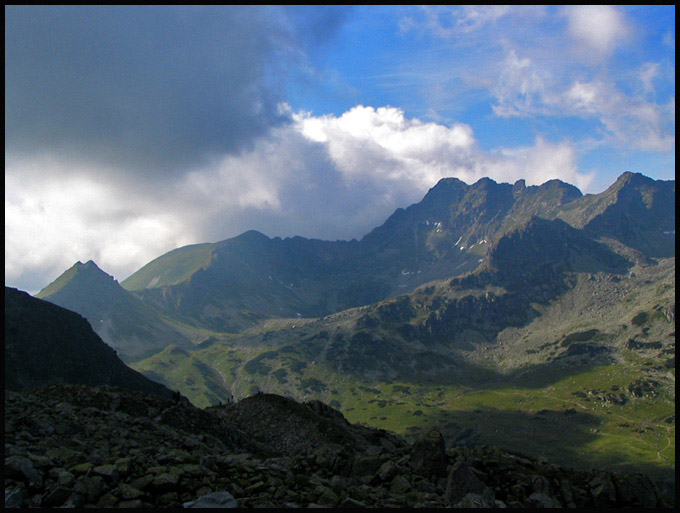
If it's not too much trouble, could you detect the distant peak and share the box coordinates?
[425,177,468,195]
[433,176,467,188]
[607,172,657,194]
[239,229,268,238]
[615,171,653,186]
[73,260,107,274]
[420,177,469,207]
[230,230,271,245]
[36,260,115,299]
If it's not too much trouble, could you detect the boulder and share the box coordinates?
[452,492,495,508]
[184,491,238,508]
[611,473,661,508]
[5,455,43,486]
[409,429,448,478]
[446,461,494,506]
[527,492,562,508]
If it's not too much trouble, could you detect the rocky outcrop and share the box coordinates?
[4,385,670,508]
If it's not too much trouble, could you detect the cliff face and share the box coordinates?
[4,384,670,508]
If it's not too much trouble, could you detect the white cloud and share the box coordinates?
[563,80,675,152]
[292,105,591,193]
[491,52,675,152]
[638,62,660,96]
[485,137,592,192]
[492,51,552,118]
[294,105,476,185]
[564,5,630,59]
[405,5,545,38]
[4,155,193,293]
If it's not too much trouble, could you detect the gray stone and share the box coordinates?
[152,472,181,491]
[316,485,339,507]
[56,469,76,488]
[378,460,399,482]
[184,491,238,508]
[409,429,448,478]
[5,455,43,486]
[93,464,120,482]
[611,473,659,508]
[453,492,495,508]
[390,474,411,494]
[446,461,494,506]
[531,474,550,494]
[338,497,366,508]
[351,455,383,477]
[117,483,144,500]
[119,499,144,508]
[4,486,25,508]
[589,472,616,507]
[96,492,119,508]
[62,493,86,508]
[42,487,73,507]
[527,492,562,508]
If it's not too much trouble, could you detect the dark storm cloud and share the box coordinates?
[5,5,305,176]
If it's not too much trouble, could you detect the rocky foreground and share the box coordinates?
[5,384,670,508]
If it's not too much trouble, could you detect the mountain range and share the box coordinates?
[38,171,675,353]
[26,171,676,493]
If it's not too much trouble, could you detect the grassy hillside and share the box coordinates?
[131,257,675,491]
[121,242,216,290]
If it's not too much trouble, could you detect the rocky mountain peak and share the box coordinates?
[613,171,654,188]
[36,260,117,300]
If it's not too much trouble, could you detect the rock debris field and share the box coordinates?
[5,384,669,508]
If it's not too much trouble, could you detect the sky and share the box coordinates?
[5,5,675,294]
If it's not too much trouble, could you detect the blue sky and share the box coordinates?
[4,6,675,293]
[284,5,675,190]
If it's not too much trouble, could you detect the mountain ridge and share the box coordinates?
[38,172,674,354]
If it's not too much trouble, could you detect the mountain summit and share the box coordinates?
[37,260,193,361]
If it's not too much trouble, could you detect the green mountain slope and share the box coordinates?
[132,254,675,489]
[118,242,215,290]
[128,212,675,490]
[36,260,197,361]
